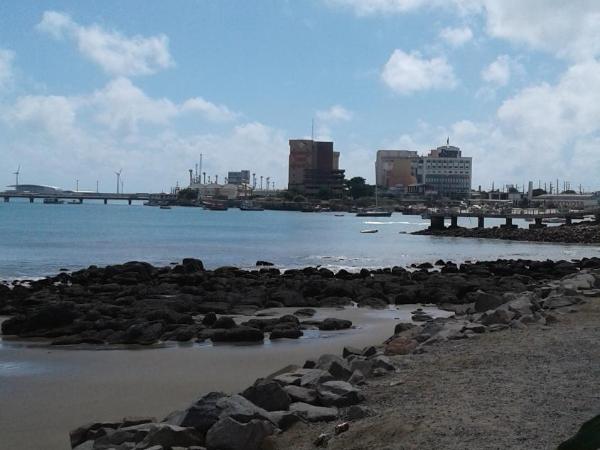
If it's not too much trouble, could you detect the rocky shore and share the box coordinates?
[413,219,600,244]
[2,257,600,346]
[61,266,600,449]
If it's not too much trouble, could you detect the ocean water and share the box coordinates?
[1,200,598,279]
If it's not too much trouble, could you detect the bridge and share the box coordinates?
[425,208,596,230]
[0,191,175,205]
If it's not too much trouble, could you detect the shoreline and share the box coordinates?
[54,263,600,449]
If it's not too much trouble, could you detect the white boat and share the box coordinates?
[356,184,391,217]
[159,205,172,210]
[360,229,379,234]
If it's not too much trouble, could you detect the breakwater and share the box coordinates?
[414,220,600,244]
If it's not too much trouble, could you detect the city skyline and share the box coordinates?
[1,1,600,192]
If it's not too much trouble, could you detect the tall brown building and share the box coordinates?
[288,139,345,195]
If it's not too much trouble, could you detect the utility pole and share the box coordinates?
[76,179,79,192]
[203,172,206,184]
[96,180,99,193]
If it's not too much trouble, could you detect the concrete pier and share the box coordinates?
[450,216,458,228]
[477,216,485,228]
[430,216,446,230]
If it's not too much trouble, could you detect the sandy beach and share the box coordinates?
[0,306,448,450]
[272,299,600,450]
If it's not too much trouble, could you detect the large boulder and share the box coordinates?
[283,385,318,404]
[166,393,275,435]
[468,290,506,313]
[316,354,352,381]
[205,417,274,450]
[136,423,204,449]
[289,402,338,422]
[316,381,364,407]
[480,308,515,326]
[241,379,291,412]
[318,318,352,331]
[122,322,165,345]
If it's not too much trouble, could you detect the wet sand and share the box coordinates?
[0,306,448,450]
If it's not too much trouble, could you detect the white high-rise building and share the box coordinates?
[374,144,472,199]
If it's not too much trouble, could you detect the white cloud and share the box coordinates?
[181,97,238,122]
[37,11,173,76]
[323,0,481,16]
[481,54,511,86]
[0,48,15,91]
[439,26,473,47]
[481,0,600,61]
[316,105,353,122]
[324,0,428,16]
[5,95,79,138]
[381,50,457,94]
[3,78,237,137]
[325,0,600,61]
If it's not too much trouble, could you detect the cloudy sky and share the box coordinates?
[0,0,599,192]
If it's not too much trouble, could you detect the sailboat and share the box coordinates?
[356,184,392,217]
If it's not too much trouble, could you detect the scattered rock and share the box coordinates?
[241,379,291,412]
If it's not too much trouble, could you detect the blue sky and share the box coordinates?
[0,1,598,192]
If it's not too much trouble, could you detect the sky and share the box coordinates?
[0,0,599,193]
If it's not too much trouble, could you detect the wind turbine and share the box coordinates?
[115,169,122,194]
[13,165,20,188]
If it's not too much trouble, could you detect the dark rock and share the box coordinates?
[212,316,237,329]
[557,413,600,450]
[316,354,352,381]
[393,322,416,335]
[256,261,274,267]
[121,322,165,345]
[342,346,362,359]
[468,290,507,313]
[241,379,291,412]
[137,423,205,449]
[318,318,352,331]
[283,385,318,404]
[289,402,338,422]
[270,329,303,339]
[205,417,274,450]
[294,308,316,317]
[211,327,264,343]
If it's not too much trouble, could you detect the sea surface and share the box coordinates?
[1,200,598,279]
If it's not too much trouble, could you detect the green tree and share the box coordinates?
[345,177,375,199]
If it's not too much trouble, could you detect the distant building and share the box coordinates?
[288,139,345,195]
[194,183,241,200]
[420,145,472,199]
[375,150,419,188]
[531,193,600,210]
[227,170,250,185]
[375,144,472,199]
[6,184,67,194]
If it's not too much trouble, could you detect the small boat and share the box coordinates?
[68,200,82,205]
[356,209,392,217]
[43,198,64,204]
[159,205,172,210]
[334,214,345,217]
[360,229,379,234]
[203,202,228,211]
